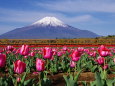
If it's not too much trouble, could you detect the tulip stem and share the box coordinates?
[74,64,77,80]
[46,59,49,71]
[103,59,106,80]
[39,72,41,86]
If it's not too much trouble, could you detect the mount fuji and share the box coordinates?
[0,17,99,39]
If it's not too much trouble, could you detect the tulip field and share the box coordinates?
[0,45,115,86]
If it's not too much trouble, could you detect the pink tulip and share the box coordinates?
[0,53,6,67]
[20,45,29,56]
[24,56,28,58]
[77,47,84,52]
[43,47,53,59]
[98,45,110,57]
[30,52,35,57]
[89,51,96,57]
[0,48,4,53]
[6,45,14,51]
[70,61,76,68]
[62,46,67,51]
[103,64,108,70]
[96,56,105,65]
[36,58,45,72]
[57,51,63,56]
[71,50,81,62]
[14,60,26,74]
[52,48,57,55]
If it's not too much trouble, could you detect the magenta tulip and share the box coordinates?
[57,51,63,56]
[6,45,14,51]
[89,51,96,57]
[14,60,26,74]
[77,47,84,52]
[98,45,110,57]
[96,56,105,65]
[71,50,81,62]
[0,53,6,67]
[0,48,4,53]
[20,45,29,56]
[30,52,35,57]
[36,58,45,72]
[70,61,76,68]
[62,46,67,51]
[43,47,53,59]
[103,64,108,69]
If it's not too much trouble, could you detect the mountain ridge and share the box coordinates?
[0,17,100,39]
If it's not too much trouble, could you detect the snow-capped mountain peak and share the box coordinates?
[32,17,67,27]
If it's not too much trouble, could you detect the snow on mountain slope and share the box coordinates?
[32,17,67,27]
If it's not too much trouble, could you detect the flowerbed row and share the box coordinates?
[0,45,114,86]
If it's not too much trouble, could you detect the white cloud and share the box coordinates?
[0,8,101,24]
[37,0,115,13]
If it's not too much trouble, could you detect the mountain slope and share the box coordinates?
[0,17,100,39]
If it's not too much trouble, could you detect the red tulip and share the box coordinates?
[36,58,45,72]
[20,45,29,56]
[70,61,76,68]
[71,50,81,62]
[89,51,96,57]
[30,52,35,57]
[43,47,53,59]
[98,45,110,57]
[0,53,6,67]
[96,56,105,65]
[6,45,14,51]
[0,48,4,53]
[57,51,63,56]
[14,60,26,74]
[77,47,84,52]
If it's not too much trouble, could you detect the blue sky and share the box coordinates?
[0,0,115,36]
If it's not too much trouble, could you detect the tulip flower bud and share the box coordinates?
[0,48,4,53]
[14,60,26,74]
[0,53,6,67]
[62,46,67,51]
[20,45,29,56]
[71,50,81,62]
[77,47,84,52]
[36,58,45,72]
[70,61,76,68]
[57,51,63,56]
[96,56,105,65]
[30,52,35,57]
[24,56,28,58]
[103,64,108,70]
[43,47,53,59]
[6,45,14,51]
[98,45,110,57]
